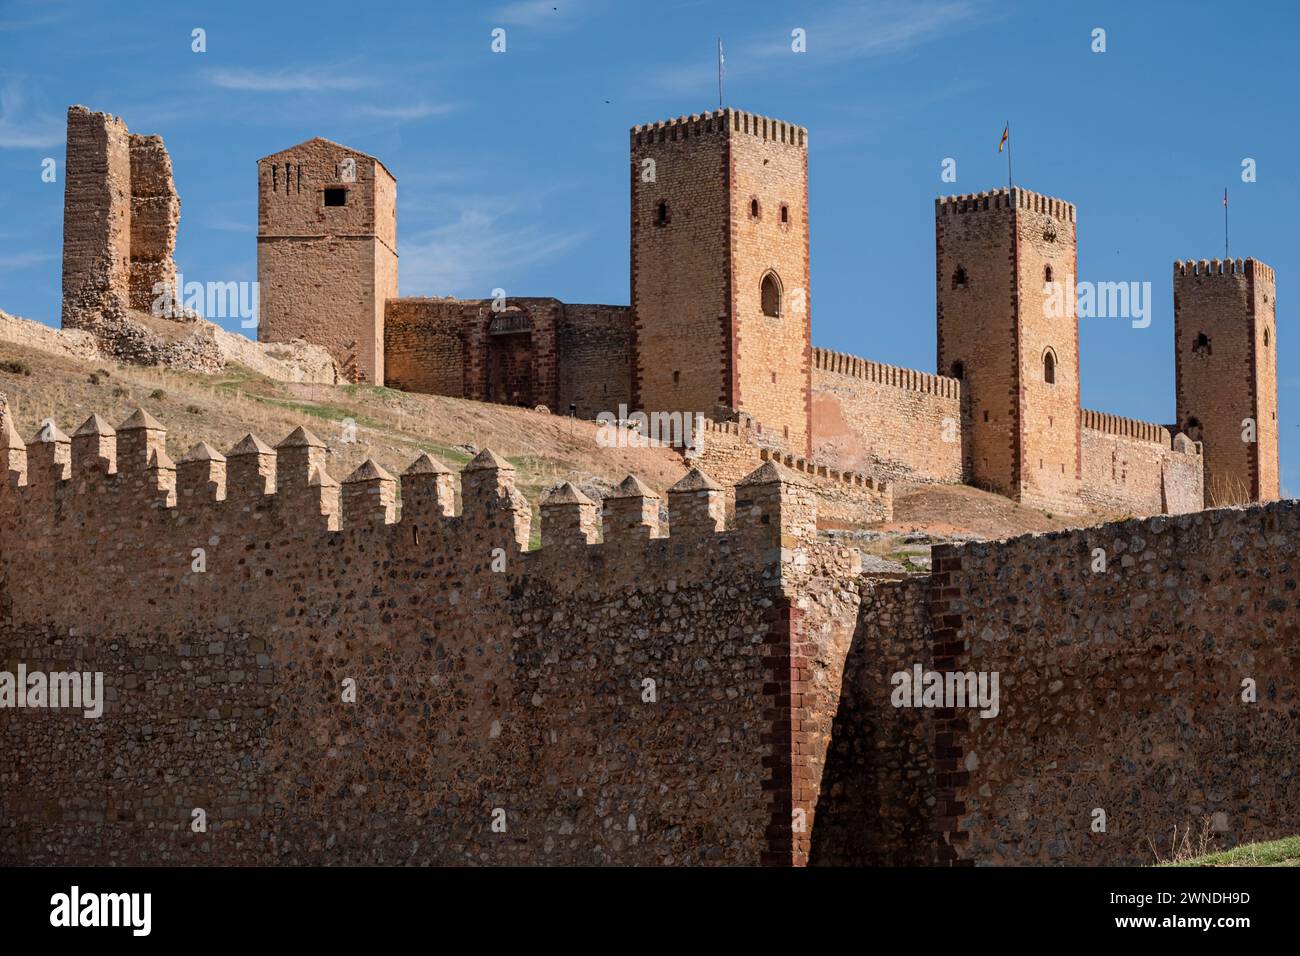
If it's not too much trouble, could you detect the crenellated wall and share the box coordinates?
[1,391,1295,866]
[1080,408,1204,515]
[691,417,893,524]
[810,347,965,484]
[0,396,830,866]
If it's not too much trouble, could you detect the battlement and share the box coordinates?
[813,347,961,399]
[757,447,888,492]
[631,108,807,149]
[0,404,814,561]
[936,187,1075,223]
[1174,257,1274,283]
[1080,407,1197,450]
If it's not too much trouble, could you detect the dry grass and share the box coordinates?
[0,339,689,506]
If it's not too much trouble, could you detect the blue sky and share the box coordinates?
[1,0,1296,490]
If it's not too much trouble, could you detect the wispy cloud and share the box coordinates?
[653,0,981,94]
[491,0,580,27]
[0,251,55,270]
[0,80,62,149]
[208,67,374,93]
[352,102,460,121]
[400,195,590,295]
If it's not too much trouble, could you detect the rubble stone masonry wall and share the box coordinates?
[811,347,965,484]
[0,398,819,865]
[930,501,1300,865]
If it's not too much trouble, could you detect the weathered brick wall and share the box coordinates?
[811,347,965,483]
[555,304,632,419]
[383,298,467,395]
[1174,258,1279,506]
[931,502,1300,865]
[729,113,812,454]
[807,576,939,865]
[257,139,397,384]
[127,133,179,313]
[0,399,820,866]
[1080,409,1204,516]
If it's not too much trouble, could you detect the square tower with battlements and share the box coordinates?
[1174,257,1279,505]
[936,188,1081,512]
[630,109,812,454]
[257,137,398,384]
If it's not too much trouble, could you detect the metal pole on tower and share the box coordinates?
[717,38,724,108]
[1224,187,1230,259]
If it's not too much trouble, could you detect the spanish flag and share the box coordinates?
[998,123,1009,153]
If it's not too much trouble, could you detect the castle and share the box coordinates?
[246,108,1277,515]
[4,105,1293,867]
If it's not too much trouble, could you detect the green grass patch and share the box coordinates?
[1166,836,1300,867]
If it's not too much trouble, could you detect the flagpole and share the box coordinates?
[717,38,723,108]
[1224,187,1229,259]
[1006,120,1013,192]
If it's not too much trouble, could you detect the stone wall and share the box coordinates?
[930,502,1300,865]
[0,391,1295,866]
[811,347,965,484]
[0,397,823,865]
[62,106,178,330]
[555,304,633,420]
[383,298,468,396]
[807,575,939,865]
[1080,409,1203,516]
[383,297,632,419]
[693,419,892,524]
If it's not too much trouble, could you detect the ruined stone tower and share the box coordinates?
[936,188,1081,512]
[257,138,398,384]
[1174,257,1279,505]
[62,106,179,328]
[630,109,812,454]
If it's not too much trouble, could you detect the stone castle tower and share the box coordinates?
[936,188,1082,512]
[630,110,812,454]
[256,138,398,384]
[1174,257,1279,506]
